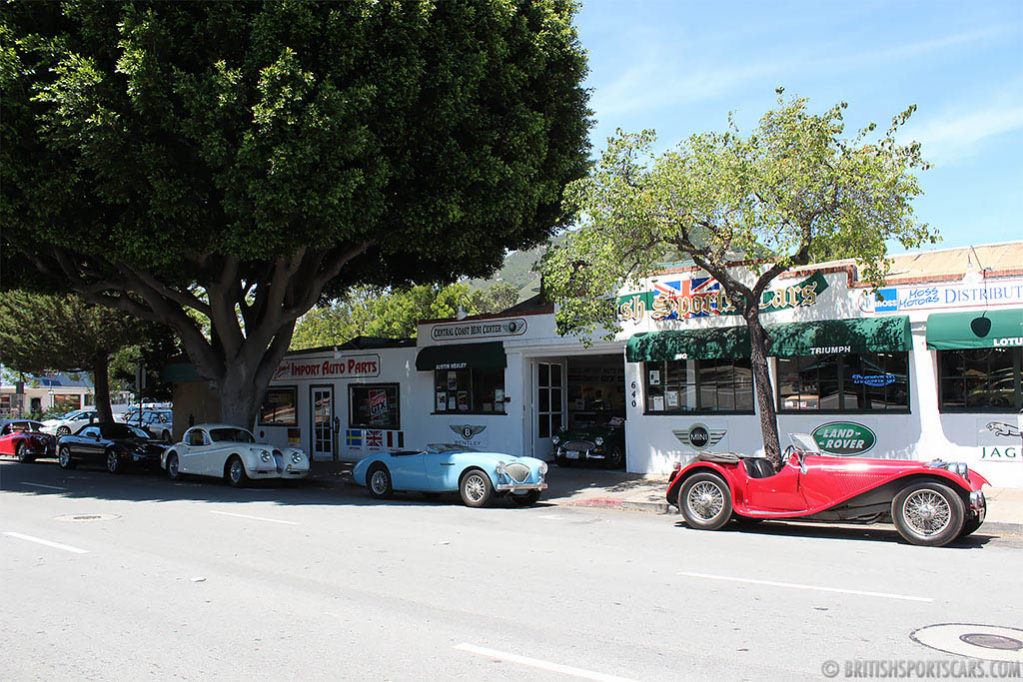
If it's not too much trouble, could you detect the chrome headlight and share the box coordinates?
[551,435,560,445]
[595,436,604,446]
[495,461,506,475]
[291,452,302,464]
[954,462,969,479]
[260,450,271,462]
[539,462,548,475]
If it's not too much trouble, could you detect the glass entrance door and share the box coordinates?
[534,361,564,460]
[310,385,335,461]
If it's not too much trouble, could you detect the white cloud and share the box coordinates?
[903,105,1023,165]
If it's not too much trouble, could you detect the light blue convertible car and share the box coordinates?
[351,443,549,507]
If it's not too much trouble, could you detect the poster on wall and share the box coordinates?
[666,391,679,408]
[648,370,661,386]
[651,395,665,411]
[977,417,1022,462]
[457,391,469,411]
[447,372,458,390]
[436,392,446,412]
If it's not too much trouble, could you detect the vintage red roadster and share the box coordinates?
[0,419,56,463]
[667,434,988,547]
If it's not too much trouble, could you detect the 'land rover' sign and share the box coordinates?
[812,422,876,455]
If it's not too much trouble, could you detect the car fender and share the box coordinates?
[666,461,740,507]
[161,447,176,470]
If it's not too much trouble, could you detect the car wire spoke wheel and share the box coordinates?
[229,460,244,484]
[687,481,724,520]
[370,471,389,495]
[902,489,952,536]
[463,474,487,503]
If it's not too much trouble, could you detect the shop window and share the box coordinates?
[434,369,505,414]
[644,359,754,414]
[53,393,81,412]
[259,387,298,426]
[350,384,400,429]
[939,348,1021,412]
[777,352,909,413]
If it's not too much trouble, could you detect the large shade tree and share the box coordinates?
[1,1,590,426]
[0,290,150,421]
[541,93,938,468]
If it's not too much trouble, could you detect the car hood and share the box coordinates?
[557,426,618,441]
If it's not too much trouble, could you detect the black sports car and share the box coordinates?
[57,422,165,473]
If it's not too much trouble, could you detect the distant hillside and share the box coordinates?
[468,233,568,302]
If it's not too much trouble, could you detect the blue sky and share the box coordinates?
[574,0,1022,252]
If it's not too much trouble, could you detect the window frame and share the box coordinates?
[258,385,299,427]
[937,347,1023,413]
[775,352,912,415]
[432,368,506,415]
[642,358,755,416]
[349,383,401,430]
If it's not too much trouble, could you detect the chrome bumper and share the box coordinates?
[970,490,986,522]
[557,447,605,461]
[495,481,548,493]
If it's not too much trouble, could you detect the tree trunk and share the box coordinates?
[199,330,293,430]
[92,353,114,423]
[743,309,782,470]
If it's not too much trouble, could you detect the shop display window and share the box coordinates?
[777,352,909,413]
[644,359,754,414]
[938,348,1021,412]
[350,383,400,429]
[433,370,504,414]
[258,387,298,426]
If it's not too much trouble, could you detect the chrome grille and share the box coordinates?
[505,462,530,482]
[563,440,595,451]
[272,451,284,473]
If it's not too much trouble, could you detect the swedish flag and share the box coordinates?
[346,429,362,447]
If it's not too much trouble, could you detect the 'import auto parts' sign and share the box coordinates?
[812,422,876,455]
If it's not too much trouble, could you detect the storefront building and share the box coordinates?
[260,242,1023,488]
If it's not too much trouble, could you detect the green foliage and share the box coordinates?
[542,93,939,338]
[291,282,525,350]
[0,290,146,374]
[1,1,590,425]
[109,327,180,401]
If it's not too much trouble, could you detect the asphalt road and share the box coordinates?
[2,459,1020,681]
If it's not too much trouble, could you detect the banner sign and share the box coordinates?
[977,418,1022,462]
[274,354,380,380]
[430,318,527,342]
[618,272,828,324]
[812,422,876,455]
[859,278,1023,314]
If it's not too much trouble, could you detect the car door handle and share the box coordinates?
[439,463,455,466]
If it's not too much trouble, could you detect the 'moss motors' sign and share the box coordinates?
[275,354,380,380]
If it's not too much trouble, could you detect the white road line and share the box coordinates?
[677,571,933,603]
[538,514,564,520]
[209,510,299,526]
[3,531,89,554]
[21,482,67,491]
[455,643,639,682]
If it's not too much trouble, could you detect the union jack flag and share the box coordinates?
[366,430,383,448]
[652,277,720,319]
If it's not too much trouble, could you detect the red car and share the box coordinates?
[667,433,988,547]
[0,419,56,463]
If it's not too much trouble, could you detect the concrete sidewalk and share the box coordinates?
[308,461,1022,535]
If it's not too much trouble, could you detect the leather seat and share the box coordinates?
[743,457,776,479]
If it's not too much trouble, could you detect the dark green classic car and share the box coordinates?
[552,417,625,469]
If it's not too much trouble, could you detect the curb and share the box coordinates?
[562,497,1022,536]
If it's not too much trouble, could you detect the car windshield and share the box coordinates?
[789,433,821,454]
[209,428,255,443]
[101,424,149,439]
[425,443,478,453]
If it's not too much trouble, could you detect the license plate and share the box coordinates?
[566,451,580,460]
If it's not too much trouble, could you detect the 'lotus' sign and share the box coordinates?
[812,422,876,455]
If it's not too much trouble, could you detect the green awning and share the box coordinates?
[415,341,506,371]
[161,362,201,383]
[766,316,912,357]
[926,309,1023,350]
[626,327,751,362]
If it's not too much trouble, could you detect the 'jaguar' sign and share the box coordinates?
[812,422,876,455]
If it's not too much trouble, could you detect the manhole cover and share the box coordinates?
[54,513,120,522]
[911,624,1023,662]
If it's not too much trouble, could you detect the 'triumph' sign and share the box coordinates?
[274,354,380,380]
